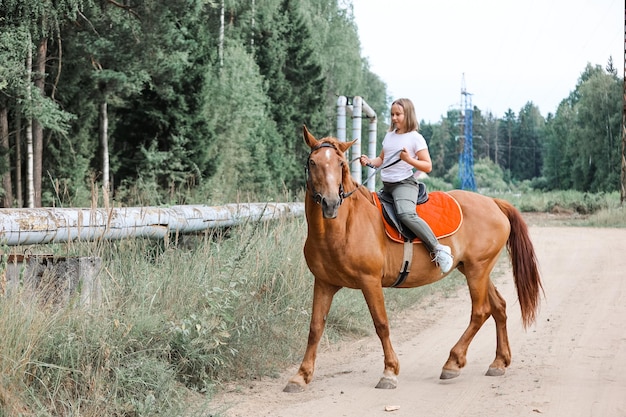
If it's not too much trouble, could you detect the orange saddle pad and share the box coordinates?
[372,191,463,244]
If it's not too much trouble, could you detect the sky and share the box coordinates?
[351,0,623,123]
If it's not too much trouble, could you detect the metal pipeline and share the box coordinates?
[0,202,305,246]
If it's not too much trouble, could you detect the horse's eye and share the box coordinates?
[309,159,316,167]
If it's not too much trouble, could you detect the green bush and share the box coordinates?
[473,158,510,192]
[443,158,509,192]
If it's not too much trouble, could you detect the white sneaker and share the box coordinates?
[432,244,453,274]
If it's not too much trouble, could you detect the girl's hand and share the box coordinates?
[359,154,369,166]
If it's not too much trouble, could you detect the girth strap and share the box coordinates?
[391,241,413,287]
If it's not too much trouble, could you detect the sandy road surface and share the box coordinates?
[211,226,626,417]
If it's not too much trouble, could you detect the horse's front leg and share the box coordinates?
[361,282,399,389]
[284,279,340,393]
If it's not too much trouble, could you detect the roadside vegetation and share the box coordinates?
[1,179,624,415]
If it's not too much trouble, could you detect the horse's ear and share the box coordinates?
[337,139,357,154]
[302,125,319,149]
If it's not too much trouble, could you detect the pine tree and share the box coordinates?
[254,0,327,191]
[514,103,544,181]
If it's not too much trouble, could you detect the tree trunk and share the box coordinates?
[16,112,22,208]
[100,100,110,196]
[494,119,499,166]
[26,34,35,209]
[250,0,255,48]
[33,37,48,207]
[621,12,625,205]
[219,0,224,67]
[508,126,512,171]
[1,106,13,207]
[619,77,626,205]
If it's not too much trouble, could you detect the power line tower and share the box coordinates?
[458,74,476,191]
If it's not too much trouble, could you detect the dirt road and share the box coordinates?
[211,225,626,417]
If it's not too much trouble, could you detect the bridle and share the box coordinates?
[305,142,360,206]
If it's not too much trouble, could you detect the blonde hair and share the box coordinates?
[388,98,420,132]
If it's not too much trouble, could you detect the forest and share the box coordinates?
[0,0,623,209]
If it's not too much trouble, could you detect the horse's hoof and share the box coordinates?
[283,382,305,393]
[485,367,505,376]
[439,368,461,380]
[375,376,398,389]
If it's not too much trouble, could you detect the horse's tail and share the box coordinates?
[494,198,544,328]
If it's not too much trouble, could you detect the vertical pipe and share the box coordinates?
[351,96,363,184]
[337,96,347,143]
[367,119,377,191]
[361,100,378,191]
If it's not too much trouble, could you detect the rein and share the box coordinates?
[305,142,360,205]
[353,148,404,186]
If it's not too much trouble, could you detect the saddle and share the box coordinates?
[373,188,463,244]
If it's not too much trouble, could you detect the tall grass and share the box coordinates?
[493,190,626,227]
[2,189,624,415]
[0,215,309,415]
[584,205,626,227]
[504,190,619,214]
[0,211,476,416]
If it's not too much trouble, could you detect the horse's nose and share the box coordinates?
[321,197,340,219]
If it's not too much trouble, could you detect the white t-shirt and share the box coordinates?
[380,130,428,183]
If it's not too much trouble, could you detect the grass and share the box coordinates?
[0,216,314,416]
[0,189,624,416]
[492,190,626,227]
[583,205,626,227]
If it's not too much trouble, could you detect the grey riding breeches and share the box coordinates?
[383,177,438,252]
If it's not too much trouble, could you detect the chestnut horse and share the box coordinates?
[284,126,543,393]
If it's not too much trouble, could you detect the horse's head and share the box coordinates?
[303,125,357,219]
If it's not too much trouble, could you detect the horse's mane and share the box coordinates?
[317,137,342,147]
[358,184,375,203]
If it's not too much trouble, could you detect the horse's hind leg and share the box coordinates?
[440,266,494,379]
[284,279,340,393]
[485,281,511,376]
